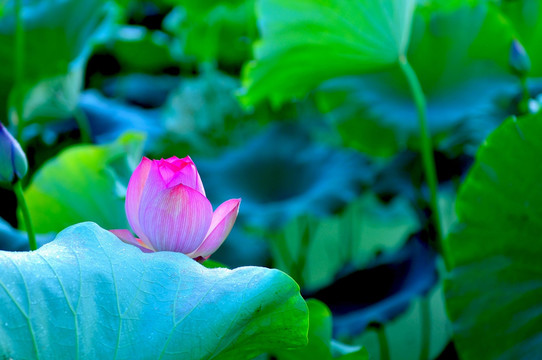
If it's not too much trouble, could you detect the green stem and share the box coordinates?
[13,181,37,251]
[73,107,92,143]
[376,324,391,360]
[419,297,431,360]
[398,56,443,253]
[14,0,25,144]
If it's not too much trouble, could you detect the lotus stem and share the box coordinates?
[13,181,37,251]
[398,56,444,256]
[14,0,25,145]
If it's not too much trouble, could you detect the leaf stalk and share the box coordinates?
[13,181,37,251]
[398,55,444,256]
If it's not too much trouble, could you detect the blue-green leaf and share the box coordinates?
[0,222,308,359]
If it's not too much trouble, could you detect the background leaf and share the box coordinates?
[272,194,419,292]
[21,132,145,233]
[314,3,517,155]
[444,112,542,359]
[241,0,416,107]
[79,90,164,146]
[274,299,368,360]
[197,123,373,230]
[0,0,113,122]
[108,25,178,73]
[354,282,451,360]
[163,0,257,67]
[310,237,438,338]
[0,222,308,359]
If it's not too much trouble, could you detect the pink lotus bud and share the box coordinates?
[111,156,240,260]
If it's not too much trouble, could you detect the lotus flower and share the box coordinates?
[111,156,240,260]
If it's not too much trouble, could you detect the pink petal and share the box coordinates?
[165,157,193,175]
[165,156,184,165]
[110,229,155,253]
[188,198,241,259]
[193,167,206,196]
[158,160,181,184]
[136,160,168,241]
[139,183,213,253]
[167,163,200,191]
[162,156,206,195]
[125,157,153,242]
[185,156,206,196]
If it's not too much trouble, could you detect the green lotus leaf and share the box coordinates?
[241,0,416,107]
[444,112,542,359]
[0,222,308,359]
[315,3,517,156]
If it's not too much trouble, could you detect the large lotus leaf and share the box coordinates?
[240,0,416,107]
[444,112,542,359]
[0,0,112,121]
[0,222,308,359]
[315,3,517,155]
[275,299,368,360]
[21,132,145,233]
